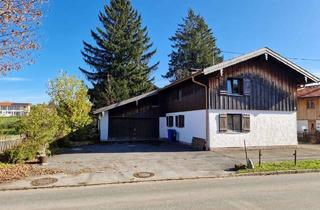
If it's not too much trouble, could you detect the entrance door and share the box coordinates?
[308,120,316,133]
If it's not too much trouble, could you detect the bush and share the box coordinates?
[19,104,61,156]
[4,140,41,163]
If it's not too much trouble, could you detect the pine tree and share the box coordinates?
[163,9,223,82]
[80,0,159,108]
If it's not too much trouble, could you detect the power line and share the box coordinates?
[221,50,320,62]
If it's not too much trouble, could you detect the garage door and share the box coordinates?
[109,117,159,140]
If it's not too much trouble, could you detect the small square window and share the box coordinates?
[166,116,174,127]
[307,100,315,109]
[175,115,185,128]
[227,78,243,95]
[227,114,242,132]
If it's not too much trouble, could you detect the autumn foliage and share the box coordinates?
[0,0,44,73]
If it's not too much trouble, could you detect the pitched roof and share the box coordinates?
[93,72,203,114]
[204,47,319,83]
[297,86,320,98]
[94,47,319,114]
[0,102,31,106]
[93,90,159,114]
[0,102,12,106]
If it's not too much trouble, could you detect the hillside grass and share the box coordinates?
[0,117,21,137]
[239,160,320,173]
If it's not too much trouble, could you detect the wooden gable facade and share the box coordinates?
[207,55,305,111]
[158,79,206,116]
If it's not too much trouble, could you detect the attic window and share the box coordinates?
[227,78,243,95]
[307,100,315,109]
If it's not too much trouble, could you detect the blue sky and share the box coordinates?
[1,0,320,104]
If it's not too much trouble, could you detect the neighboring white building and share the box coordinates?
[94,48,319,149]
[0,102,32,117]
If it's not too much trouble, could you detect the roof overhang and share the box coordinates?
[203,47,319,83]
[94,47,319,114]
[93,89,159,114]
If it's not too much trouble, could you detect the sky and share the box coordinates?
[1,0,320,104]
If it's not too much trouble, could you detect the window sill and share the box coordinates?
[220,131,249,134]
[226,94,244,97]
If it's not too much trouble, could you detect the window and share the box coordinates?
[307,100,315,109]
[175,115,185,128]
[176,89,182,101]
[227,114,242,132]
[227,78,243,95]
[166,116,174,127]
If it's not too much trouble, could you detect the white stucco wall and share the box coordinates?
[209,110,298,148]
[317,121,320,131]
[297,120,308,133]
[160,110,206,144]
[159,117,167,138]
[99,111,109,141]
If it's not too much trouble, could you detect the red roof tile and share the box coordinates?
[297,86,320,98]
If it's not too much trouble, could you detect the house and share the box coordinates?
[94,47,318,149]
[0,102,32,117]
[297,84,320,133]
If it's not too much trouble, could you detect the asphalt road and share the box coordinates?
[1,173,320,210]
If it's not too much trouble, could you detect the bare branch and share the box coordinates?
[0,0,45,74]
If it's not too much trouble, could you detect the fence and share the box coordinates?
[0,137,21,153]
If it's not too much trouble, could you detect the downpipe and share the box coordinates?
[191,75,209,151]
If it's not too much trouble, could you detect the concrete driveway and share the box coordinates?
[1,143,320,190]
[47,142,235,181]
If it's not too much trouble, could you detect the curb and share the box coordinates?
[1,169,320,191]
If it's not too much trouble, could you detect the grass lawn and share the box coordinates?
[0,117,20,136]
[239,160,320,173]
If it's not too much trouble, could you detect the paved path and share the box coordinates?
[1,173,320,210]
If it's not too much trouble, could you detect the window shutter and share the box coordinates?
[219,114,227,132]
[175,116,179,127]
[242,114,250,132]
[219,81,227,95]
[243,78,251,96]
[180,115,185,128]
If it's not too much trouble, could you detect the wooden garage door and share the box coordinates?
[109,117,159,140]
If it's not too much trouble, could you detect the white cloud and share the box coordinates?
[0,77,31,82]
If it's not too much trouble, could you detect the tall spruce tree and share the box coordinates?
[163,9,223,82]
[80,0,159,108]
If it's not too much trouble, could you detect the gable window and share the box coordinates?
[166,116,174,127]
[227,78,243,95]
[227,114,242,132]
[307,100,315,109]
[175,115,185,128]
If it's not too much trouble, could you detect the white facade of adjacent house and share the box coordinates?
[0,102,31,117]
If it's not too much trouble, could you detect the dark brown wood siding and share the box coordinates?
[159,79,206,115]
[209,55,303,111]
[109,117,159,140]
[108,95,159,140]
[109,95,159,118]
